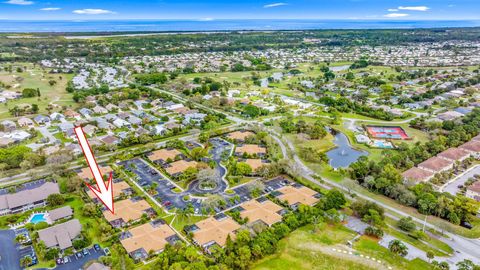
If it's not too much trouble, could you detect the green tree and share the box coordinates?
[388,240,408,257]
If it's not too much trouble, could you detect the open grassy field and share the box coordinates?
[0,63,76,119]
[252,223,432,270]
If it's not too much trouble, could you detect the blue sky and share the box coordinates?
[0,0,478,20]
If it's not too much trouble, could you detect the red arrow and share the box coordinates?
[74,126,114,214]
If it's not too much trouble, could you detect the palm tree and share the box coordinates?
[388,240,408,257]
[15,234,27,244]
[20,256,32,268]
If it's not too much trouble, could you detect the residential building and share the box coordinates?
[187,214,241,251]
[0,182,60,215]
[120,220,179,261]
[237,197,284,227]
[103,198,154,227]
[37,219,82,250]
[417,156,454,173]
[147,149,181,164]
[402,167,435,183]
[274,184,320,209]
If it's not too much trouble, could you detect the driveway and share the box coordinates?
[0,230,21,270]
[442,165,480,195]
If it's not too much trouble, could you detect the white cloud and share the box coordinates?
[384,13,410,18]
[387,8,398,12]
[73,9,115,15]
[263,2,287,8]
[4,0,33,5]
[398,6,430,11]
[40,7,60,11]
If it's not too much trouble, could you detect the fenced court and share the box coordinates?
[366,126,410,140]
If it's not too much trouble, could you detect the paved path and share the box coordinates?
[441,164,480,195]
[265,126,480,266]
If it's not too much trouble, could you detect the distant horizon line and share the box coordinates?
[0,18,479,22]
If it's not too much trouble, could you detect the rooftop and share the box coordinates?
[192,216,241,247]
[0,182,59,210]
[244,159,267,171]
[460,141,480,153]
[165,160,198,175]
[235,144,266,155]
[276,185,319,207]
[87,181,131,200]
[227,131,255,141]
[239,199,283,226]
[402,167,434,183]
[147,148,181,163]
[103,199,152,223]
[437,147,470,161]
[418,156,454,172]
[38,219,82,250]
[77,166,113,180]
[121,221,177,254]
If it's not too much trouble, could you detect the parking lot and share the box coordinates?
[55,246,106,270]
[0,179,46,196]
[119,158,203,213]
[0,230,21,270]
[120,155,291,215]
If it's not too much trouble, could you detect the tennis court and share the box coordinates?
[366,126,409,140]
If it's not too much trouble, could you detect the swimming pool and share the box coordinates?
[29,213,47,224]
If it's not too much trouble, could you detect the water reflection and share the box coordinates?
[327,129,368,168]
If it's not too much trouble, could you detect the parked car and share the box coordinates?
[75,252,83,259]
[56,258,63,265]
[104,248,111,256]
[94,244,101,251]
[83,248,90,256]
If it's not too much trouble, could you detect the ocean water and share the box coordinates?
[0,19,479,33]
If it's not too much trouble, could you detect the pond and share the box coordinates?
[326,129,368,168]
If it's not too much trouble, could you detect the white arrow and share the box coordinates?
[74,126,114,214]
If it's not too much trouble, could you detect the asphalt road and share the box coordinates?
[0,230,20,270]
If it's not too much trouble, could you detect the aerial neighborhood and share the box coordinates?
[0,27,479,270]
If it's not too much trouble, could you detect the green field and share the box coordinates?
[252,223,432,270]
[0,64,76,119]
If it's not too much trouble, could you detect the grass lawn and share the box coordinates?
[252,223,432,270]
[169,214,207,233]
[384,217,453,256]
[354,236,432,270]
[0,65,76,119]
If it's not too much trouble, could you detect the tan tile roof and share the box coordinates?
[166,160,197,175]
[77,166,113,180]
[235,144,266,155]
[437,148,470,162]
[121,222,176,254]
[460,141,480,153]
[402,167,434,182]
[147,149,181,162]
[193,216,241,247]
[244,159,267,171]
[103,199,151,223]
[418,156,454,172]
[227,131,255,141]
[472,134,480,142]
[277,185,319,206]
[87,181,130,200]
[239,199,283,226]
